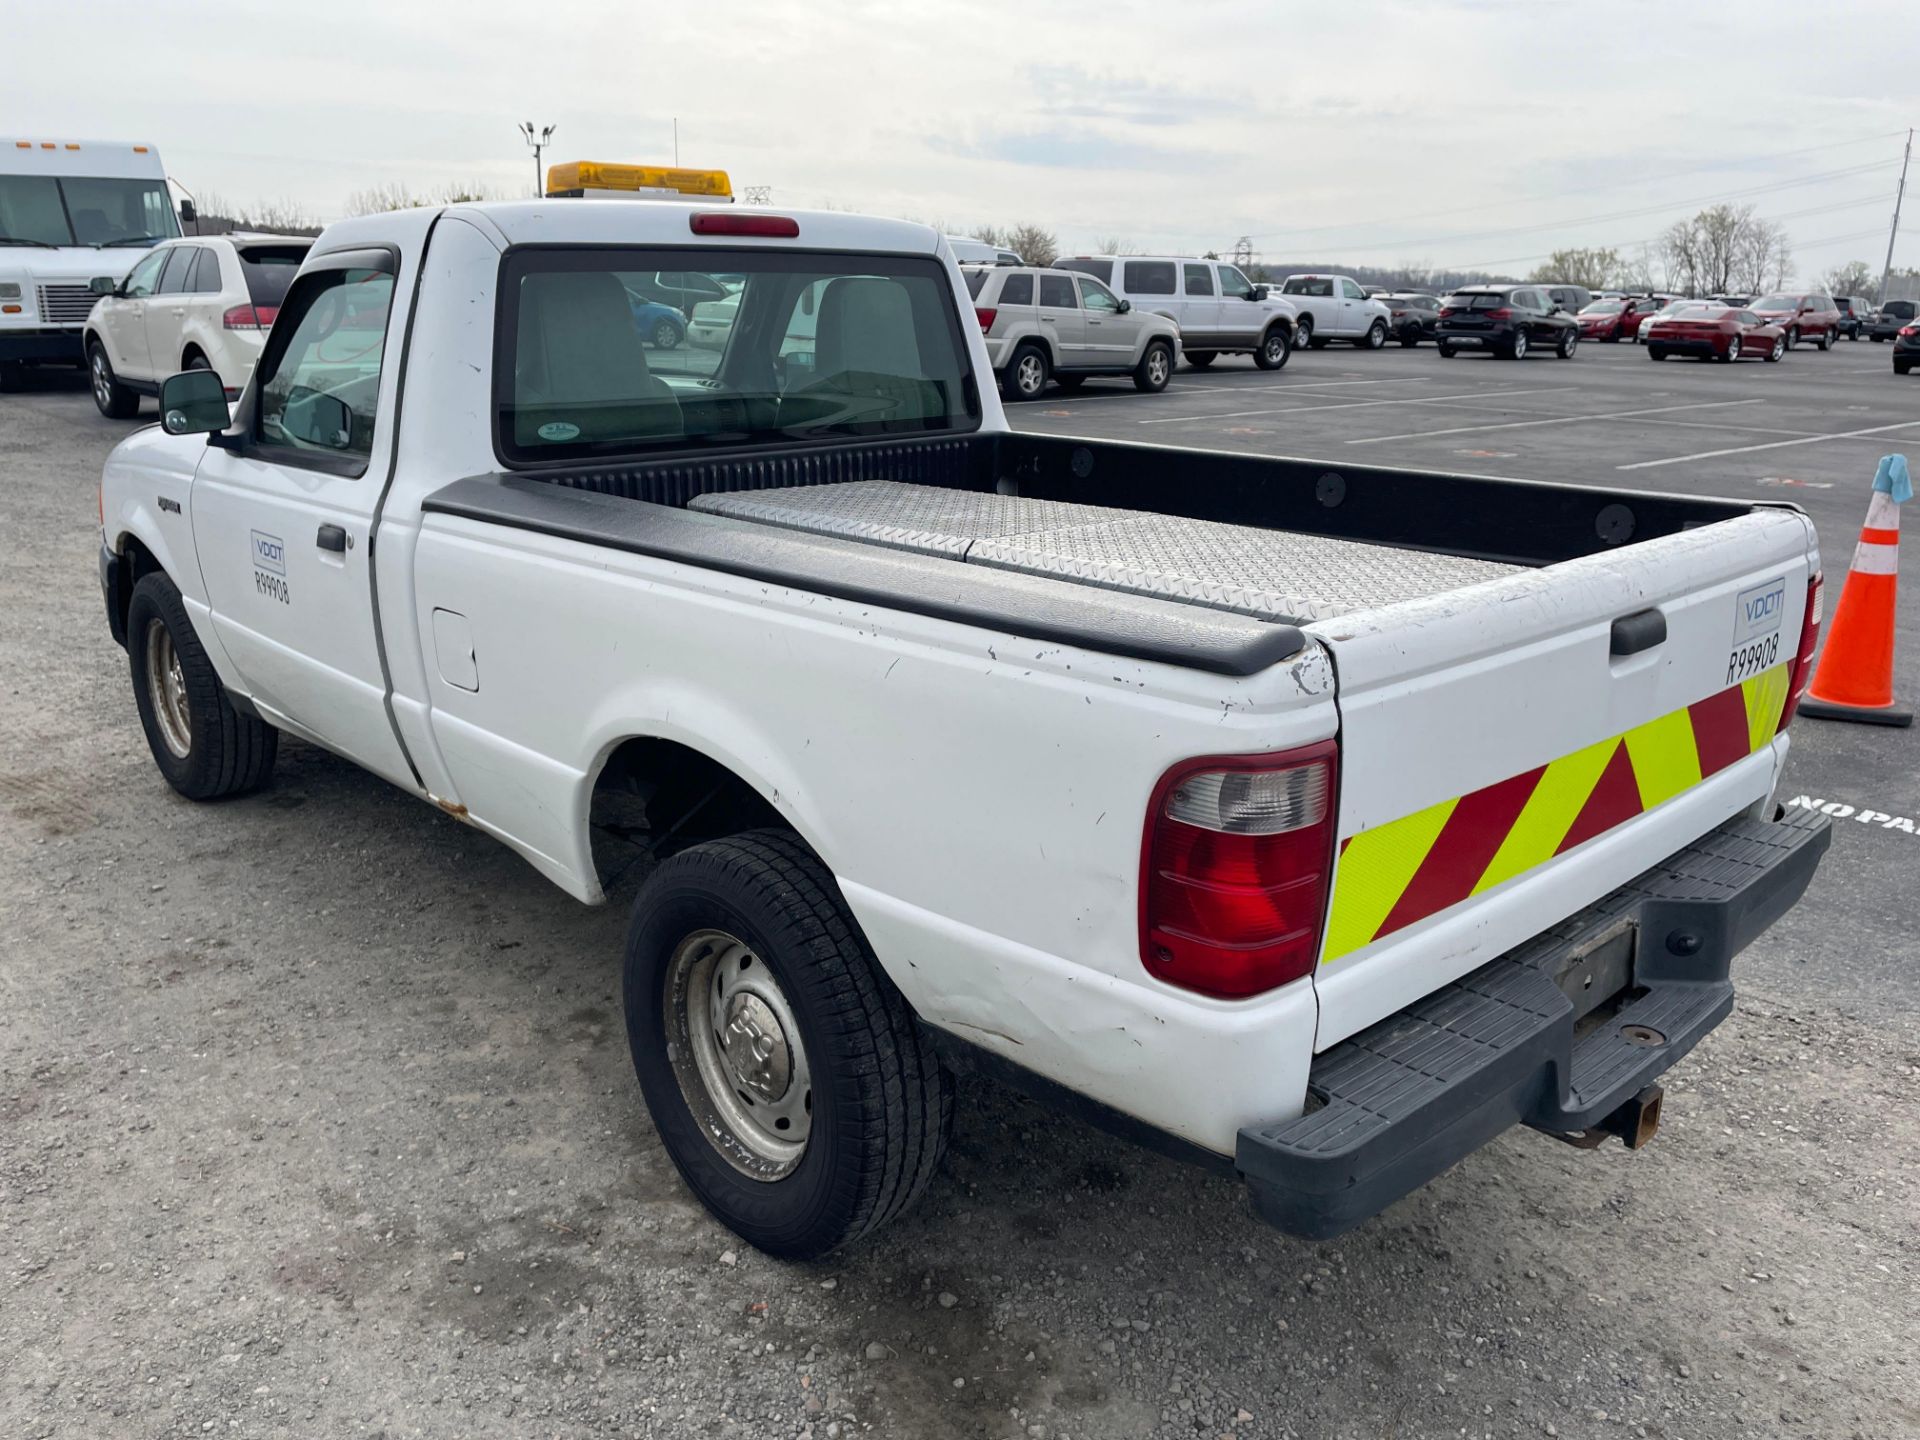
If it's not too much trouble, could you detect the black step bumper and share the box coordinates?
[1237,806,1831,1240]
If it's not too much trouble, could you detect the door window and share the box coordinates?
[1079,277,1121,313]
[121,250,169,299]
[1218,267,1253,300]
[1038,274,1077,308]
[998,273,1033,305]
[1182,263,1215,296]
[189,248,224,294]
[1121,260,1176,295]
[156,248,195,294]
[1340,279,1366,300]
[255,267,396,468]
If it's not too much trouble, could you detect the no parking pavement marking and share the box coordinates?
[1787,794,1920,837]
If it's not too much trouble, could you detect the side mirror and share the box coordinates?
[1250,285,1269,301]
[159,369,230,437]
[89,275,118,296]
[1116,298,1132,314]
[178,199,197,227]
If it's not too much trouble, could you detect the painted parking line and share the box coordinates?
[1347,398,1765,446]
[1133,386,1574,425]
[1035,376,1435,406]
[1615,418,1920,470]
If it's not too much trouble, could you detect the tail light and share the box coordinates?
[1140,742,1339,999]
[690,212,799,238]
[1484,307,1513,320]
[1901,325,1918,337]
[974,307,998,333]
[1438,307,1456,318]
[1778,573,1824,733]
[222,304,277,330]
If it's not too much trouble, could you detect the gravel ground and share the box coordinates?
[3,380,1917,1440]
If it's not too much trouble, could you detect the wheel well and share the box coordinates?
[588,737,789,897]
[112,534,164,639]
[182,343,207,367]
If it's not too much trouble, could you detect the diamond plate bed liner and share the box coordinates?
[1236,805,1831,1239]
[689,480,1522,621]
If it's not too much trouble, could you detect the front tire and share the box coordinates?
[1785,326,1799,349]
[623,830,951,1258]
[1361,320,1387,350]
[1815,329,1832,351]
[127,572,277,799]
[1002,344,1050,401]
[1648,346,1669,361]
[1252,325,1291,371]
[1437,341,1457,358]
[1184,351,1216,369]
[1133,339,1174,391]
[89,342,140,419]
[652,318,682,350]
[1556,328,1578,359]
[1766,335,1786,362]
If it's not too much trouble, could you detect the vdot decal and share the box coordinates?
[250,530,290,605]
[1786,795,1919,837]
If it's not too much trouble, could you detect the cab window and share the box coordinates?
[1122,260,1176,295]
[1079,277,1121,313]
[156,248,195,295]
[121,249,169,299]
[1038,274,1076,308]
[998,273,1033,305]
[255,267,395,467]
[1218,266,1253,300]
[1340,279,1366,300]
[1182,263,1214,296]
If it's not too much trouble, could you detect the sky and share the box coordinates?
[10,0,1919,284]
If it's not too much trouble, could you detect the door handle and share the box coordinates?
[1040,315,1056,322]
[316,523,348,553]
[1610,609,1666,657]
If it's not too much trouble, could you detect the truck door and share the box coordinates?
[1337,277,1368,336]
[103,248,167,380]
[1178,262,1221,345]
[143,245,196,377]
[1036,272,1087,366]
[1078,274,1141,363]
[188,246,416,788]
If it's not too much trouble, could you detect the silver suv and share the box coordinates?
[964,266,1180,401]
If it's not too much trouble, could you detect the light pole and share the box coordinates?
[518,121,555,198]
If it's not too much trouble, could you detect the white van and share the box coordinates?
[1,138,182,389]
[1055,255,1298,369]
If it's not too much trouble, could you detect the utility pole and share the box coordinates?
[518,121,555,197]
[1878,127,1911,307]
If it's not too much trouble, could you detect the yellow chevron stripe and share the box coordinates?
[1471,736,1619,898]
[1320,796,1457,963]
[1742,667,1791,751]
[1624,706,1703,811]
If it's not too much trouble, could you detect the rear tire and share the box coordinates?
[1398,333,1419,348]
[1052,374,1086,391]
[1002,344,1049,401]
[1184,351,1216,369]
[1815,329,1832,351]
[622,830,952,1259]
[127,572,277,800]
[1717,338,1737,363]
[1648,346,1669,361]
[1505,330,1530,360]
[1133,339,1174,391]
[1556,328,1578,359]
[1896,359,1913,375]
[1252,326,1291,371]
[89,342,140,419]
[652,318,682,350]
[1292,315,1313,348]
[1436,342,1457,358]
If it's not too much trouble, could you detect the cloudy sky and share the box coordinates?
[13,0,1918,281]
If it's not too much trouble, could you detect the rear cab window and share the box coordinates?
[495,248,979,464]
[238,245,309,309]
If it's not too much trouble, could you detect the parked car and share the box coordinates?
[1535,283,1594,314]
[1436,285,1581,359]
[1893,319,1919,374]
[1832,296,1871,340]
[1575,295,1662,343]
[626,268,731,319]
[1376,292,1440,346]
[1707,294,1751,309]
[965,265,1180,399]
[1748,293,1841,350]
[82,233,313,418]
[1056,254,1297,369]
[1632,297,1707,343]
[945,236,1023,267]
[1276,274,1393,349]
[1867,299,1916,341]
[685,292,736,350]
[628,294,687,349]
[1644,306,1786,363]
[97,197,1829,1257]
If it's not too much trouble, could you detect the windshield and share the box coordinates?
[238,245,310,307]
[0,174,179,248]
[497,247,978,464]
[1580,301,1624,314]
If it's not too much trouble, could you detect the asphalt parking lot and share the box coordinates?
[4,354,1918,1440]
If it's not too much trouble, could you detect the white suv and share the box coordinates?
[1054,255,1297,370]
[83,233,312,418]
[965,266,1180,400]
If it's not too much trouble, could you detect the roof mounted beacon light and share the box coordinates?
[545,161,734,202]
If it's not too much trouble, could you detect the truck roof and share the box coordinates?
[315,200,943,257]
[0,138,166,179]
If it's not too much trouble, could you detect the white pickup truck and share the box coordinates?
[1277,274,1394,349]
[98,199,1831,1258]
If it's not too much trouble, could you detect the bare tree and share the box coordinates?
[1654,205,1795,296]
[1091,236,1144,255]
[970,223,1006,247]
[1527,247,1625,290]
[1004,223,1058,267]
[191,192,321,236]
[345,179,503,216]
[1821,259,1876,298]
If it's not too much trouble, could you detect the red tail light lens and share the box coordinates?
[1778,573,1824,733]
[974,306,998,333]
[1485,307,1513,320]
[1438,307,1455,317]
[689,212,799,238]
[1140,742,1339,999]
[1900,325,1918,337]
[222,304,276,330]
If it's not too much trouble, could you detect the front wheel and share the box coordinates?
[1361,320,1387,350]
[1648,346,1669,361]
[127,572,277,799]
[1436,341,1457,358]
[1785,326,1799,349]
[1766,335,1786,363]
[1815,329,1832,351]
[89,343,141,419]
[652,318,682,350]
[1001,344,1049,401]
[1505,330,1530,360]
[1252,326,1291,371]
[1184,351,1216,369]
[1133,339,1174,391]
[1398,332,1419,348]
[1556,328,1578,359]
[623,830,951,1258]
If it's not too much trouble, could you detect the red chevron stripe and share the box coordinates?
[1554,741,1643,856]
[1373,765,1547,942]
[1689,684,1751,777]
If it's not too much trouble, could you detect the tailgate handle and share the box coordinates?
[1610,609,1667,657]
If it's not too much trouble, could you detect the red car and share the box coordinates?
[1645,306,1786,363]
[1748,292,1842,349]
[1575,295,1663,342]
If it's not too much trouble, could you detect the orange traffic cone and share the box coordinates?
[1800,453,1911,727]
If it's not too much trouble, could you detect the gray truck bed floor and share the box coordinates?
[689,480,1522,622]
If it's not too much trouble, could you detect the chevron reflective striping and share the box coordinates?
[1321,664,1790,965]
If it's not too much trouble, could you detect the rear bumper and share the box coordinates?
[0,327,85,363]
[1650,336,1729,355]
[1236,806,1831,1240]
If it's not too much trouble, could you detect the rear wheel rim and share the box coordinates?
[654,320,677,348]
[1147,346,1169,385]
[1295,318,1312,343]
[665,927,812,1180]
[1017,353,1045,395]
[1513,332,1528,358]
[144,618,191,760]
[91,350,112,408]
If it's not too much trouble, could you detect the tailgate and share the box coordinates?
[1308,507,1816,1046]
